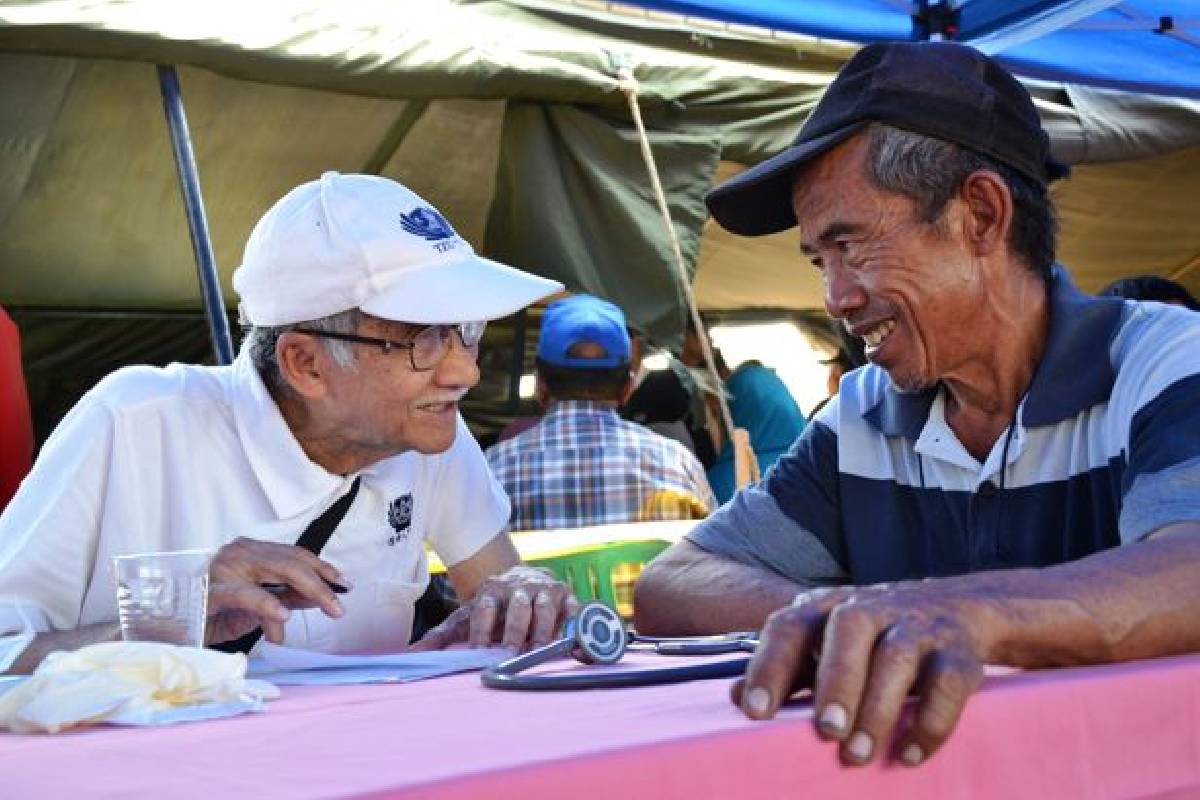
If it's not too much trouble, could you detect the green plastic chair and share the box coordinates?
[531,539,670,619]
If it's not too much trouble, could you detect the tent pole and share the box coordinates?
[508,308,527,412]
[156,64,234,366]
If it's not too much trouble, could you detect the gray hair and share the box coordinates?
[864,123,1057,279]
[243,308,361,395]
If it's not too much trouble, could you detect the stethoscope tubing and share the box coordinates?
[479,602,758,691]
[481,655,752,691]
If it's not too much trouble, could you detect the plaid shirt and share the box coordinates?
[485,400,716,532]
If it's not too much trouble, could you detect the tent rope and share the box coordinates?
[616,64,760,488]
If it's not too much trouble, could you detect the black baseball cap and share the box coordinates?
[705,41,1070,236]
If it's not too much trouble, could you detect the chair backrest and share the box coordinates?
[732,427,760,490]
[0,307,32,513]
[636,489,709,522]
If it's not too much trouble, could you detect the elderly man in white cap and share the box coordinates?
[0,172,575,672]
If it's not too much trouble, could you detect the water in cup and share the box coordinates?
[113,549,212,647]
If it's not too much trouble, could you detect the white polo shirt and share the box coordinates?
[0,350,509,654]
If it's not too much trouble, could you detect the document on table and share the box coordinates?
[246,642,511,686]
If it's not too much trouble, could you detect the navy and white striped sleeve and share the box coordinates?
[1111,304,1200,542]
[686,401,848,584]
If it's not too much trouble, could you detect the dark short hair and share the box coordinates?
[1099,275,1200,311]
[865,124,1057,280]
[536,357,629,402]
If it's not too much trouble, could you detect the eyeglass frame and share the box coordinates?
[291,321,487,372]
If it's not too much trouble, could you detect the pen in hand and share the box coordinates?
[260,578,349,596]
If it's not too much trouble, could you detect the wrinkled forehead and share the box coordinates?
[789,135,878,243]
[790,134,874,213]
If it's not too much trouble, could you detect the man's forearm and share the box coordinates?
[8,622,122,675]
[944,523,1200,668]
[729,524,1200,767]
[446,532,521,601]
[634,540,810,635]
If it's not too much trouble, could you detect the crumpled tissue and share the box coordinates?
[0,642,279,734]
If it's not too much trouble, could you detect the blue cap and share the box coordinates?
[537,295,631,369]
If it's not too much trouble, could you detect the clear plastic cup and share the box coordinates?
[112,549,213,647]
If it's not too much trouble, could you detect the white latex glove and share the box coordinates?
[0,641,278,734]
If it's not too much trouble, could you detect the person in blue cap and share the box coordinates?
[486,295,715,532]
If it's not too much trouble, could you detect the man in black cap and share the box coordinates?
[635,42,1200,767]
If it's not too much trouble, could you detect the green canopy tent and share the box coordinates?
[1,0,1197,442]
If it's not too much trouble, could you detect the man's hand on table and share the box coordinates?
[205,538,351,646]
[732,583,997,768]
[411,565,579,653]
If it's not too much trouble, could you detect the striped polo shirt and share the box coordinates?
[688,268,1200,585]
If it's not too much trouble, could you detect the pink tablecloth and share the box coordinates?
[3,652,1200,799]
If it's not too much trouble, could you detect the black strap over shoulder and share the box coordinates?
[212,476,362,655]
[293,476,362,557]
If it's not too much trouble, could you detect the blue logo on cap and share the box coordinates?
[399,207,456,242]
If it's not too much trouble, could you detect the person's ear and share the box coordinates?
[533,375,551,410]
[959,169,1013,258]
[276,332,332,399]
[618,374,636,406]
[627,334,644,375]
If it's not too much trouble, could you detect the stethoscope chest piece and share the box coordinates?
[480,601,754,691]
[569,602,625,664]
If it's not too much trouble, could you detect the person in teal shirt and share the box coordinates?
[681,325,807,504]
[707,361,806,503]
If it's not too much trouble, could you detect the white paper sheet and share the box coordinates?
[246,642,511,686]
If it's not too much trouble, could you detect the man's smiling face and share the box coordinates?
[319,315,480,458]
[793,135,986,393]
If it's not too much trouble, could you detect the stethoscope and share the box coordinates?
[481,602,758,690]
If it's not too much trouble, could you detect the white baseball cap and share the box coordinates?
[233,172,563,326]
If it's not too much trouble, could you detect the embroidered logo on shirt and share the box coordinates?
[386,494,413,546]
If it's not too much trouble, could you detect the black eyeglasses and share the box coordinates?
[293,321,486,371]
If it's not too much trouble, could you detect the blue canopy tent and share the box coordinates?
[618,1,1200,100]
